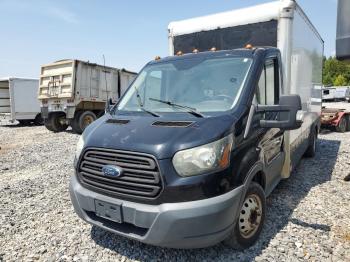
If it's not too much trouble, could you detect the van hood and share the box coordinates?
[82,113,237,159]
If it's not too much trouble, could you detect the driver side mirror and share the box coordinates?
[244,95,302,139]
[257,95,302,130]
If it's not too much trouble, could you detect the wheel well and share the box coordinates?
[251,171,266,191]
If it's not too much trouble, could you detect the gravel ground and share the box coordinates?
[0,123,350,261]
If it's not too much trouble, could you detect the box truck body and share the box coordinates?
[0,78,41,124]
[168,0,323,178]
[38,60,137,133]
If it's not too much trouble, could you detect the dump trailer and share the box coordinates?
[0,77,42,125]
[38,59,137,133]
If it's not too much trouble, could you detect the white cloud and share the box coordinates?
[47,6,79,24]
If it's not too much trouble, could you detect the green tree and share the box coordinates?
[323,72,333,86]
[334,74,347,86]
[323,57,350,86]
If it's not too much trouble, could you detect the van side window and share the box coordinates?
[257,68,266,104]
[256,58,279,105]
[265,60,275,105]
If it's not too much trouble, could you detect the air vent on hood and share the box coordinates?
[152,121,194,127]
[106,119,130,125]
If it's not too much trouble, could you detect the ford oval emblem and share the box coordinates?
[102,165,123,178]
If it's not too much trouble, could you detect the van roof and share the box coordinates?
[149,47,277,64]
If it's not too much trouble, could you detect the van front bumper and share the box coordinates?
[69,175,245,249]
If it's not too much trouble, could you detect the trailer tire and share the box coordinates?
[44,119,54,131]
[72,111,96,134]
[335,117,347,133]
[34,114,44,125]
[304,128,317,158]
[223,182,266,250]
[346,115,350,132]
[46,113,68,132]
[71,111,84,134]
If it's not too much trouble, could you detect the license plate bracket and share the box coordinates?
[94,200,122,223]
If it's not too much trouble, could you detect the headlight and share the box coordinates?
[75,135,85,159]
[172,134,233,177]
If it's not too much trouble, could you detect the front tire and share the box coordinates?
[70,111,84,134]
[304,128,317,158]
[224,182,266,250]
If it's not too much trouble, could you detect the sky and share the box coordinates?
[0,0,338,78]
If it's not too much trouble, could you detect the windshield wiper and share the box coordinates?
[140,107,160,117]
[134,86,160,117]
[149,98,204,118]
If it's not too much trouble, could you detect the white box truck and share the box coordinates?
[38,59,137,133]
[0,77,42,125]
[168,0,323,179]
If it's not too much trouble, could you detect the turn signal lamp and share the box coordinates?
[218,143,232,168]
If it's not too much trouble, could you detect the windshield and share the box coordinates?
[117,56,252,114]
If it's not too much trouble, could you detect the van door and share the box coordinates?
[256,57,285,193]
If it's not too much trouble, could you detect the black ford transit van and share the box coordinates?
[70,0,323,249]
[69,48,314,249]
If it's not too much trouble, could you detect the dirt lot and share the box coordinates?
[0,119,350,261]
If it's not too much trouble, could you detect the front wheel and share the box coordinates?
[304,128,317,158]
[224,182,266,250]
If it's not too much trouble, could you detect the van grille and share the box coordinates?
[78,148,162,199]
